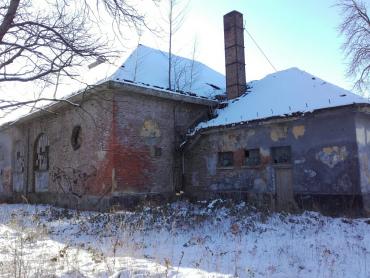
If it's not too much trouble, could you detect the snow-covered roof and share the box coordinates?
[108,44,226,99]
[196,67,369,131]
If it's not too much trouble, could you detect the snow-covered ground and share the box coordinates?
[0,200,369,277]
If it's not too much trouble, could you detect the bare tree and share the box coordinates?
[164,0,189,90]
[0,0,150,85]
[337,0,370,93]
[172,37,200,92]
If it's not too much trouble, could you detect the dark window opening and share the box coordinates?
[245,149,261,166]
[154,147,162,157]
[218,152,234,167]
[271,146,291,164]
[71,126,82,150]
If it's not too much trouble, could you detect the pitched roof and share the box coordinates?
[107,44,226,99]
[4,45,223,126]
[195,67,369,131]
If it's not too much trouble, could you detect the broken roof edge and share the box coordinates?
[4,79,218,128]
[107,81,218,106]
[184,102,370,145]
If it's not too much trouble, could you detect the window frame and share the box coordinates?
[271,146,292,165]
[244,148,261,167]
[217,151,234,168]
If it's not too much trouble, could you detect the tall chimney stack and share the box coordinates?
[223,11,246,100]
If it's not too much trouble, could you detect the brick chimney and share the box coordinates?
[224,11,246,100]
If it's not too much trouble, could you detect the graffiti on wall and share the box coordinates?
[51,165,97,197]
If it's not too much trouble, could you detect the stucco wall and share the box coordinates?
[184,106,360,199]
[355,108,370,214]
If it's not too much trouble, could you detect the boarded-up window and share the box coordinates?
[14,141,24,173]
[271,146,291,164]
[245,149,261,166]
[218,152,234,167]
[35,133,49,171]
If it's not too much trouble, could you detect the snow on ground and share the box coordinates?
[195,68,369,131]
[0,200,369,277]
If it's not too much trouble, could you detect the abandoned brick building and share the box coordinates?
[0,11,370,213]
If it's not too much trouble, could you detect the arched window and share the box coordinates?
[34,133,49,171]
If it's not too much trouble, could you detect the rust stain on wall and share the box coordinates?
[292,125,305,139]
[234,149,245,167]
[92,99,154,195]
[315,146,348,168]
[260,147,271,165]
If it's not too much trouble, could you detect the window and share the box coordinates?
[154,147,162,157]
[218,152,234,167]
[35,133,49,171]
[245,149,261,166]
[71,125,82,150]
[271,146,291,164]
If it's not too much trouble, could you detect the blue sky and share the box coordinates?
[0,0,362,123]
[136,0,354,92]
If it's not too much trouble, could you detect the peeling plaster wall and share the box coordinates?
[185,107,361,200]
[355,109,370,214]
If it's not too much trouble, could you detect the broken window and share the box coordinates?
[71,125,82,150]
[218,152,234,167]
[245,149,261,166]
[271,146,291,164]
[14,141,24,173]
[35,133,49,171]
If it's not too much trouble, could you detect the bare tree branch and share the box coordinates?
[0,0,153,85]
[337,0,370,93]
[0,0,19,42]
